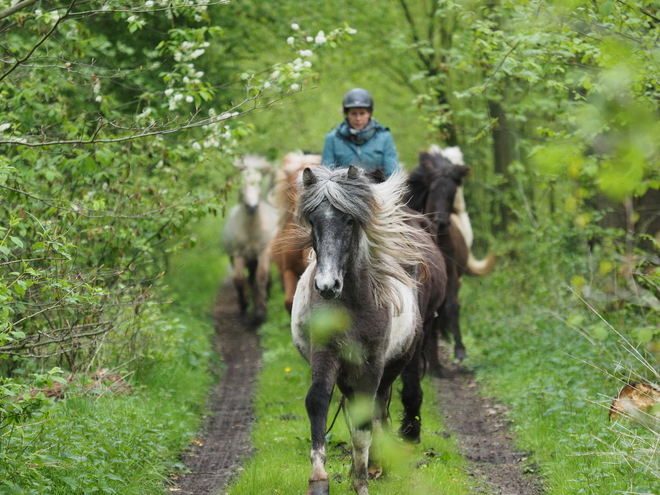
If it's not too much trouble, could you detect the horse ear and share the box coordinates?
[347,164,360,180]
[365,168,386,184]
[419,151,434,172]
[451,165,471,184]
[302,167,317,187]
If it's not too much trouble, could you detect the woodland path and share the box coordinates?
[174,281,545,494]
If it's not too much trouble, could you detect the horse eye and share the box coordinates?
[346,218,354,227]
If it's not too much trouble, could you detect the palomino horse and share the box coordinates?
[291,166,446,495]
[222,154,278,324]
[270,151,321,313]
[404,145,495,364]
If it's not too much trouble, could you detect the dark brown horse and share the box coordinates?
[291,165,446,495]
[404,146,495,366]
[270,152,321,313]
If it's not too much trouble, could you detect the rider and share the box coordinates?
[321,88,400,178]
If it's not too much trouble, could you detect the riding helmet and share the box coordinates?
[342,88,374,111]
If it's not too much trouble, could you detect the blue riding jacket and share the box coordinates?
[321,119,399,178]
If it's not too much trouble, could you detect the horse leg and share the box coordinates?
[368,368,400,479]
[346,395,374,495]
[425,315,443,377]
[253,249,271,324]
[305,353,339,495]
[399,345,424,444]
[445,277,465,361]
[231,255,249,314]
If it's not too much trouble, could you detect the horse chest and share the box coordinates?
[291,262,418,363]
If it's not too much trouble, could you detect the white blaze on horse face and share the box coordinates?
[386,280,418,361]
[311,206,349,299]
[241,168,263,211]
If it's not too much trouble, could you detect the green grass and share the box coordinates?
[0,216,226,495]
[459,254,660,495]
[224,290,475,495]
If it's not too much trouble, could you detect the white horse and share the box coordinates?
[222,155,279,323]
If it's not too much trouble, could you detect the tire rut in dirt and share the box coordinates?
[175,281,262,495]
[434,345,544,495]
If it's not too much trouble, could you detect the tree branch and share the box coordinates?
[0,0,77,83]
[0,0,39,22]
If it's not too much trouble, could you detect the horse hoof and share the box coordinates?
[399,426,421,444]
[306,480,329,495]
[253,310,266,325]
[454,348,466,361]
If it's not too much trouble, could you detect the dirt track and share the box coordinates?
[174,282,261,495]
[174,281,544,494]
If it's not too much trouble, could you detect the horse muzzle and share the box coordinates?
[244,203,259,215]
[434,213,451,233]
[314,274,343,300]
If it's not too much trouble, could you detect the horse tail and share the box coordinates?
[466,251,496,276]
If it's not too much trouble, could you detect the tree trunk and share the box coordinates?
[487,99,514,231]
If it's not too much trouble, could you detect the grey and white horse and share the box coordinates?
[291,165,446,495]
[222,154,278,324]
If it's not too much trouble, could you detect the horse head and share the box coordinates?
[234,154,270,215]
[299,165,368,300]
[418,150,470,233]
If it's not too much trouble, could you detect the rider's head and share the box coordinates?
[342,88,374,113]
[342,88,373,130]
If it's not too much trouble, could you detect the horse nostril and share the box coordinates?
[245,204,258,215]
[314,279,342,300]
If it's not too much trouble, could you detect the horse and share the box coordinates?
[270,151,322,314]
[291,165,446,495]
[222,154,279,324]
[404,145,495,365]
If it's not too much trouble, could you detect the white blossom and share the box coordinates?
[306,36,313,42]
[192,142,202,150]
[190,49,205,59]
[290,83,300,91]
[186,95,194,103]
[287,36,295,45]
[95,95,103,103]
[291,23,300,30]
[0,123,11,133]
[165,88,174,96]
[315,31,327,44]
[299,49,313,57]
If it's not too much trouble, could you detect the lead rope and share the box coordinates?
[325,386,346,435]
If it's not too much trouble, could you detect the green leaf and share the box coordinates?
[590,324,609,341]
[9,236,23,248]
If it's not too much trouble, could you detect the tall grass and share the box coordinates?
[0,216,225,494]
[459,224,660,494]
